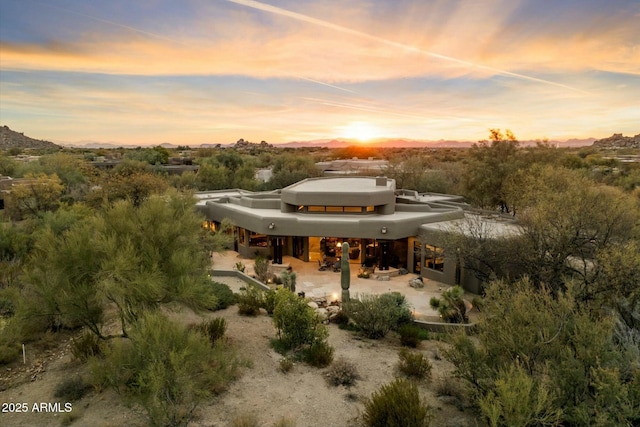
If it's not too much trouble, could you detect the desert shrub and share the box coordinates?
[0,319,22,364]
[0,325,21,363]
[280,270,297,292]
[89,313,241,427]
[303,340,334,367]
[71,332,103,362]
[273,417,296,427]
[397,348,432,380]
[331,309,350,325]
[237,286,264,316]
[477,364,562,427]
[383,292,414,327]
[471,295,485,312]
[429,286,468,323]
[54,376,91,401]
[254,256,270,283]
[279,357,294,373]
[0,288,17,317]
[0,342,20,364]
[343,292,413,339]
[326,359,359,387]
[273,288,327,351]
[270,337,290,355]
[210,281,236,310]
[262,289,277,315]
[398,324,422,348]
[434,375,467,403]
[362,378,432,427]
[60,411,82,426]
[193,317,226,345]
[232,413,260,427]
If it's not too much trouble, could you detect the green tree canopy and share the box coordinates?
[21,191,218,338]
[446,279,640,427]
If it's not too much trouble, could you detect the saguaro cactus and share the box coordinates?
[341,242,351,302]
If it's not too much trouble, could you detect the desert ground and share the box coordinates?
[0,252,478,427]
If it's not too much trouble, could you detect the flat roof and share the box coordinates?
[420,213,520,239]
[285,176,392,193]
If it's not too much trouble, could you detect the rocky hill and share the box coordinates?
[592,133,640,149]
[0,125,60,150]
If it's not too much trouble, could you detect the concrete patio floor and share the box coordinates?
[211,250,468,321]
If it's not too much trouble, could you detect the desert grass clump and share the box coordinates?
[302,340,334,368]
[273,417,296,427]
[279,357,294,373]
[397,348,432,380]
[54,376,91,402]
[232,412,260,427]
[398,324,422,348]
[434,375,468,409]
[331,309,350,325]
[210,281,236,309]
[71,332,103,362]
[362,378,432,427]
[193,317,227,345]
[326,359,360,387]
[237,286,264,316]
[60,410,83,426]
[262,289,277,315]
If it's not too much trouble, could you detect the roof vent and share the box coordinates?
[376,177,387,186]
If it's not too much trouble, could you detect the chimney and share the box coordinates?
[376,176,387,186]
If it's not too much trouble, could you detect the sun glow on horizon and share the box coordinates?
[339,121,383,142]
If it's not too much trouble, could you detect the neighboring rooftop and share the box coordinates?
[420,213,520,240]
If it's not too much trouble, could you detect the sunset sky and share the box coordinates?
[1,0,639,145]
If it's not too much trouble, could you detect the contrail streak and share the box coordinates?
[36,2,191,47]
[298,77,357,94]
[224,0,588,94]
[36,1,356,94]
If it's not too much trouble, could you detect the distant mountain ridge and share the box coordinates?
[279,137,596,148]
[2,125,601,149]
[1,125,60,150]
[592,133,640,149]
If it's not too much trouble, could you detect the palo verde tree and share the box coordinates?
[86,159,169,208]
[445,278,640,427]
[264,153,322,190]
[6,173,64,220]
[462,129,521,213]
[513,165,639,295]
[90,312,241,427]
[21,190,218,339]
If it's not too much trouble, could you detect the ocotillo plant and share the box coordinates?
[341,242,351,302]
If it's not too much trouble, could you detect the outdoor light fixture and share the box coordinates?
[268,222,275,230]
[381,227,388,234]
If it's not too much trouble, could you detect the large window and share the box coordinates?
[249,232,268,247]
[297,205,375,213]
[424,244,444,272]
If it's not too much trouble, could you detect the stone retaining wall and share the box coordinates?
[210,269,271,291]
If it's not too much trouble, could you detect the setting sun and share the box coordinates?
[339,121,382,142]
